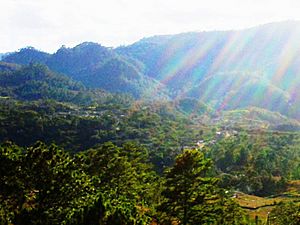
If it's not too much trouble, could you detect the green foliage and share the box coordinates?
[0,98,205,171]
[0,63,100,104]
[160,149,247,225]
[0,139,249,225]
[269,202,300,225]
[207,131,300,196]
[0,142,98,225]
[3,30,300,224]
[0,141,163,225]
[176,97,212,116]
[2,43,170,99]
[76,142,158,225]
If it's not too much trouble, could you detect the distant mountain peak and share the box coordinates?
[75,42,102,47]
[3,21,300,117]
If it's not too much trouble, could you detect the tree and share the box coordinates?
[0,142,23,224]
[160,149,218,224]
[160,149,246,225]
[0,142,98,225]
[76,142,157,225]
[269,202,300,225]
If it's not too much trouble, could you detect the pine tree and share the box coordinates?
[160,149,218,224]
[160,149,246,225]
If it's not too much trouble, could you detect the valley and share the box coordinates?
[2,21,300,224]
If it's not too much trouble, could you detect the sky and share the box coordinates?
[1,0,300,53]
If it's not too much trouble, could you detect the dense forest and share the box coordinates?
[2,22,300,224]
[2,98,300,224]
[4,22,300,119]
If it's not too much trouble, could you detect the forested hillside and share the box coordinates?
[117,21,300,118]
[4,22,300,118]
[2,21,300,224]
[2,43,169,99]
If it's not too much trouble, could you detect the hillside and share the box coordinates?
[3,21,300,118]
[117,21,300,118]
[2,43,169,99]
[186,71,290,115]
[213,107,300,130]
[0,53,9,60]
[0,62,104,104]
[4,0,300,222]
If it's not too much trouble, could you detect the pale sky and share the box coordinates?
[1,0,300,53]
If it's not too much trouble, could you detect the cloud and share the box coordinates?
[0,0,300,52]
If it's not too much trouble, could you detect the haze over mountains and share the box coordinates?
[2,21,300,119]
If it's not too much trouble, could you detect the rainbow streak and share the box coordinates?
[157,33,220,86]
[207,30,256,74]
[146,24,300,117]
[198,31,254,111]
[271,34,300,88]
[192,30,263,111]
[214,26,291,112]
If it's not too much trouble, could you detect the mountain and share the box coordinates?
[117,21,300,89]
[116,21,300,118]
[185,71,290,115]
[0,62,100,104]
[2,43,169,99]
[3,21,300,118]
[3,47,50,65]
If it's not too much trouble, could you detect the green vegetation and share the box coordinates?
[206,131,300,196]
[0,142,97,225]
[2,91,300,223]
[160,149,246,225]
[3,26,300,223]
[1,74,300,224]
[5,22,300,119]
[269,202,300,225]
[1,142,248,224]
[2,44,169,99]
[0,62,103,104]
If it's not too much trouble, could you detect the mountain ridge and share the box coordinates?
[3,21,300,118]
[2,43,169,99]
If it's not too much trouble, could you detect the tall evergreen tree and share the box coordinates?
[160,149,246,225]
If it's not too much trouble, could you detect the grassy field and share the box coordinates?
[151,181,300,224]
[235,180,300,223]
